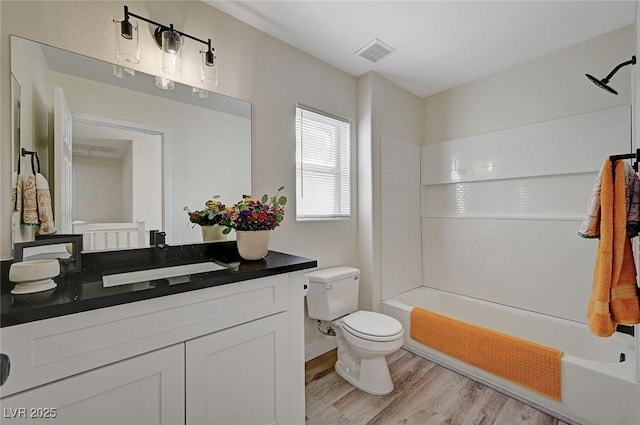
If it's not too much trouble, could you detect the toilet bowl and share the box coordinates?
[305,267,405,395]
[333,310,404,395]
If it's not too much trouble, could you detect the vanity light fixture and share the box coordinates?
[155,76,175,91]
[112,65,135,80]
[192,87,208,99]
[118,5,217,87]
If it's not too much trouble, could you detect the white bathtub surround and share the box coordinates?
[381,137,422,299]
[420,105,630,324]
[383,287,639,425]
[421,106,630,187]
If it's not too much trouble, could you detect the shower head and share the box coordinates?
[585,74,619,95]
[585,55,636,96]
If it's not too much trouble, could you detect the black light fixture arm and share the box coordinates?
[602,55,636,84]
[121,5,215,65]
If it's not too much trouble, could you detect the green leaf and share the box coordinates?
[222,227,232,234]
[261,194,268,204]
[277,185,285,192]
[278,196,287,205]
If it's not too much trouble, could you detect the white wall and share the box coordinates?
[358,73,424,313]
[420,25,635,324]
[0,1,358,353]
[132,137,162,231]
[421,105,629,323]
[381,136,422,300]
[121,143,133,221]
[74,155,124,223]
[424,25,633,145]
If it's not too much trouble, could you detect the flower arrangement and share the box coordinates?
[220,186,287,234]
[184,195,226,227]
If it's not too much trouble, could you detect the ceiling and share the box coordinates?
[207,1,636,98]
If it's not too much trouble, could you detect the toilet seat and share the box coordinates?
[341,311,403,342]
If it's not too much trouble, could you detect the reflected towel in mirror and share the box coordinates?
[35,173,56,235]
[22,174,38,225]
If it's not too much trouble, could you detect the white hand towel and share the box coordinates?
[22,174,38,225]
[35,173,56,235]
[578,163,604,238]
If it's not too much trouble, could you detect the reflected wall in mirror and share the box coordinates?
[10,73,21,249]
[10,36,252,253]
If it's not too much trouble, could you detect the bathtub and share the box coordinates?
[382,287,640,425]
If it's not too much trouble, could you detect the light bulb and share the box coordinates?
[162,31,182,76]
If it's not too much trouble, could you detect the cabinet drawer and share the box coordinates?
[1,344,185,425]
[0,274,288,397]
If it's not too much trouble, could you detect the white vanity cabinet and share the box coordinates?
[0,271,307,425]
[186,312,290,425]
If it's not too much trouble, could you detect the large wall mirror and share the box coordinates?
[10,36,251,254]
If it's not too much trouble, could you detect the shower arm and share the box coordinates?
[602,56,636,84]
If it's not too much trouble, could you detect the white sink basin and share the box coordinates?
[102,262,227,287]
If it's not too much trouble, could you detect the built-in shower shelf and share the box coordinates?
[421,215,584,221]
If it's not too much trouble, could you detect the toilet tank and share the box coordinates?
[305,266,360,321]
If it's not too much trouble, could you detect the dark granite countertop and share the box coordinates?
[0,241,316,328]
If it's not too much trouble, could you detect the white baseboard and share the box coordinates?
[304,337,337,362]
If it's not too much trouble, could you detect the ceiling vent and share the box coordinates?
[355,38,395,63]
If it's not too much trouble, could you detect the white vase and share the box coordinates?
[201,225,227,242]
[236,230,270,260]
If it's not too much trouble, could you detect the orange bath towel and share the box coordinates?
[588,159,640,337]
[410,308,563,400]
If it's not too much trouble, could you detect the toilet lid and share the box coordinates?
[342,311,403,342]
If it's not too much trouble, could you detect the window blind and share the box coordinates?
[295,105,351,220]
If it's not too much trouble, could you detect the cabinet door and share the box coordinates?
[186,312,290,425]
[1,344,184,425]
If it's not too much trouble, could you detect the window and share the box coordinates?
[295,104,351,220]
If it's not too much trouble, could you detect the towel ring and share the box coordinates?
[20,148,40,175]
[32,152,40,175]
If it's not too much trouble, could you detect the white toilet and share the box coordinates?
[305,266,404,395]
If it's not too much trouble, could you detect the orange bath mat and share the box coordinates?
[410,307,563,400]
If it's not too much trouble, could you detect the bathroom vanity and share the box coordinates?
[0,241,316,425]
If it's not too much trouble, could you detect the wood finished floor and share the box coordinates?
[305,349,570,425]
